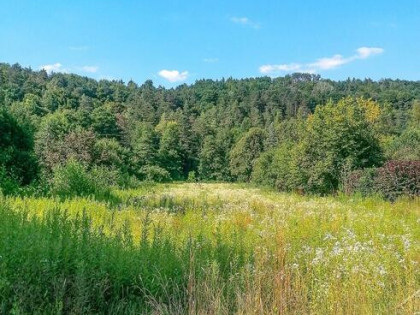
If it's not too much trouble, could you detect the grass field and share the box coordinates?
[1,183,419,314]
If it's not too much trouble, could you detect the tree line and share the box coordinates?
[0,63,419,197]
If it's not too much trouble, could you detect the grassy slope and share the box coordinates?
[1,183,419,314]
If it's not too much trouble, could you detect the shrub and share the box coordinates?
[252,142,305,192]
[50,160,113,198]
[139,165,171,182]
[342,168,377,197]
[0,166,20,195]
[187,171,196,182]
[343,161,420,200]
[0,109,38,185]
[374,160,420,201]
[386,127,420,161]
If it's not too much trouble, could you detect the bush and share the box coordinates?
[252,143,304,192]
[0,109,38,185]
[343,161,420,200]
[386,127,420,161]
[187,171,196,182]
[0,166,20,195]
[50,160,113,198]
[230,128,266,182]
[374,160,420,201]
[139,165,171,182]
[342,168,377,197]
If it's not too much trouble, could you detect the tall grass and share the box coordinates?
[0,183,419,314]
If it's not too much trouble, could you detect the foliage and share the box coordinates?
[343,161,420,200]
[229,127,266,182]
[374,160,420,201]
[252,142,301,191]
[0,109,38,185]
[198,130,233,181]
[342,167,377,197]
[139,164,171,182]
[50,159,114,198]
[156,120,183,180]
[0,166,20,195]
[386,127,420,160]
[296,98,383,194]
[0,63,419,198]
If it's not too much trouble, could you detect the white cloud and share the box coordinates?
[230,16,260,29]
[259,63,301,74]
[81,66,99,73]
[203,58,219,63]
[260,47,384,75]
[356,47,384,59]
[39,63,65,74]
[309,54,349,70]
[39,63,100,75]
[69,45,89,51]
[158,69,189,82]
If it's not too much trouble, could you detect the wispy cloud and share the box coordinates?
[81,66,99,73]
[259,47,384,75]
[39,63,67,74]
[355,47,384,59]
[40,63,100,75]
[69,45,89,51]
[203,58,219,63]
[158,69,189,82]
[230,16,260,29]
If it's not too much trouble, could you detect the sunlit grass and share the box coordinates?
[1,183,419,313]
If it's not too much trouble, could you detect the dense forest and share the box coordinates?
[0,62,419,198]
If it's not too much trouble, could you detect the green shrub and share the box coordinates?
[0,166,20,195]
[187,170,197,182]
[230,128,266,182]
[386,127,420,160]
[252,142,304,192]
[139,165,171,182]
[0,109,38,185]
[342,168,377,197]
[50,160,112,198]
[251,150,277,187]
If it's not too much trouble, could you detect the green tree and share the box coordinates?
[198,130,233,181]
[94,138,128,171]
[251,142,299,191]
[91,102,121,139]
[156,120,183,180]
[130,122,159,177]
[0,109,38,186]
[34,110,76,172]
[297,98,383,194]
[229,128,266,182]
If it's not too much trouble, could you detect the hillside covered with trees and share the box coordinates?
[0,62,419,197]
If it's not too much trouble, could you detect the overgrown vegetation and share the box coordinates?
[0,64,419,312]
[0,63,419,198]
[0,183,418,313]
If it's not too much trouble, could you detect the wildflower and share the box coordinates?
[377,265,387,276]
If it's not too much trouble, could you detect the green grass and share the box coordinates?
[0,183,419,314]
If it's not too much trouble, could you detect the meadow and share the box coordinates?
[0,183,419,314]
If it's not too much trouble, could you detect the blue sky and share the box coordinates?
[1,0,419,86]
